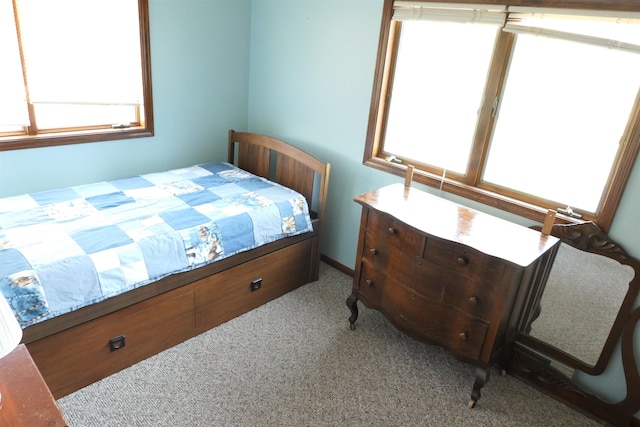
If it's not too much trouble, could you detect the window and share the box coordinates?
[365,0,640,232]
[0,0,153,151]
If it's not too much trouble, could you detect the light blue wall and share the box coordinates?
[248,0,393,266]
[1,0,639,411]
[247,0,640,265]
[0,0,251,197]
[247,0,640,409]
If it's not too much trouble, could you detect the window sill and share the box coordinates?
[364,156,582,228]
[0,126,154,152]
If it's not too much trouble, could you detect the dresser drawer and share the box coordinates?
[366,210,425,257]
[28,286,195,398]
[363,233,505,319]
[356,262,390,308]
[195,238,313,332]
[434,264,505,320]
[387,285,489,362]
[425,237,502,281]
[361,236,447,303]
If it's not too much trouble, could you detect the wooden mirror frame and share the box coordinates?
[508,222,640,426]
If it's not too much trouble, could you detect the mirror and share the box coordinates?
[527,242,633,367]
[508,222,640,426]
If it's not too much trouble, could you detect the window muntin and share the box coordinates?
[366,0,640,231]
[0,0,29,132]
[0,0,153,150]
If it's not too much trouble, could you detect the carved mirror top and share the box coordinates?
[548,222,631,263]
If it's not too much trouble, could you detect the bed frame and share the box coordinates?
[22,130,330,398]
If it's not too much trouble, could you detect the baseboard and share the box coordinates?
[320,254,354,277]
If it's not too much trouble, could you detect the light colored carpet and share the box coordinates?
[58,262,599,426]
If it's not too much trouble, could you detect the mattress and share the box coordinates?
[0,162,313,327]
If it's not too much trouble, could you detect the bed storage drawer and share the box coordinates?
[27,287,195,398]
[195,238,313,332]
[27,236,316,399]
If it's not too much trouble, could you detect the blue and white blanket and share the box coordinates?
[0,162,313,327]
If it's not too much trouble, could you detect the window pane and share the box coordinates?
[16,0,142,127]
[34,104,138,130]
[0,0,29,129]
[484,33,640,213]
[384,21,497,174]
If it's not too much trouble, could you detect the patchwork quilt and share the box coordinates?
[0,163,313,327]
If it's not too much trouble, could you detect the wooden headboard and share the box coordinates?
[228,130,330,230]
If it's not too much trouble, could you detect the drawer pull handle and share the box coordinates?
[468,296,478,305]
[369,248,378,255]
[459,332,468,341]
[365,279,374,287]
[250,278,263,292]
[457,255,469,265]
[109,335,126,352]
[388,227,396,235]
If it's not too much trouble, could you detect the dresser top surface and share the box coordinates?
[0,344,68,426]
[355,184,559,267]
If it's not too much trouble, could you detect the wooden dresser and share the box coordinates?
[0,344,68,426]
[347,184,559,407]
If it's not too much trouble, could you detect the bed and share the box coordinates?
[0,130,330,398]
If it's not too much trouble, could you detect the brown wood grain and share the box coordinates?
[28,287,196,398]
[348,184,560,406]
[0,345,68,426]
[195,239,313,332]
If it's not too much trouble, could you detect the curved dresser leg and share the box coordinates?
[346,293,359,330]
[469,366,491,408]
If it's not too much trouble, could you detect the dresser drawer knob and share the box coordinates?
[468,296,478,305]
[369,248,378,255]
[365,279,374,287]
[459,332,468,341]
[109,334,126,352]
[250,278,263,292]
[457,255,469,265]
[388,227,396,235]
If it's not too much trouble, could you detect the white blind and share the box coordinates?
[16,0,143,106]
[503,24,640,53]
[393,2,506,25]
[505,8,640,53]
[392,2,640,52]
